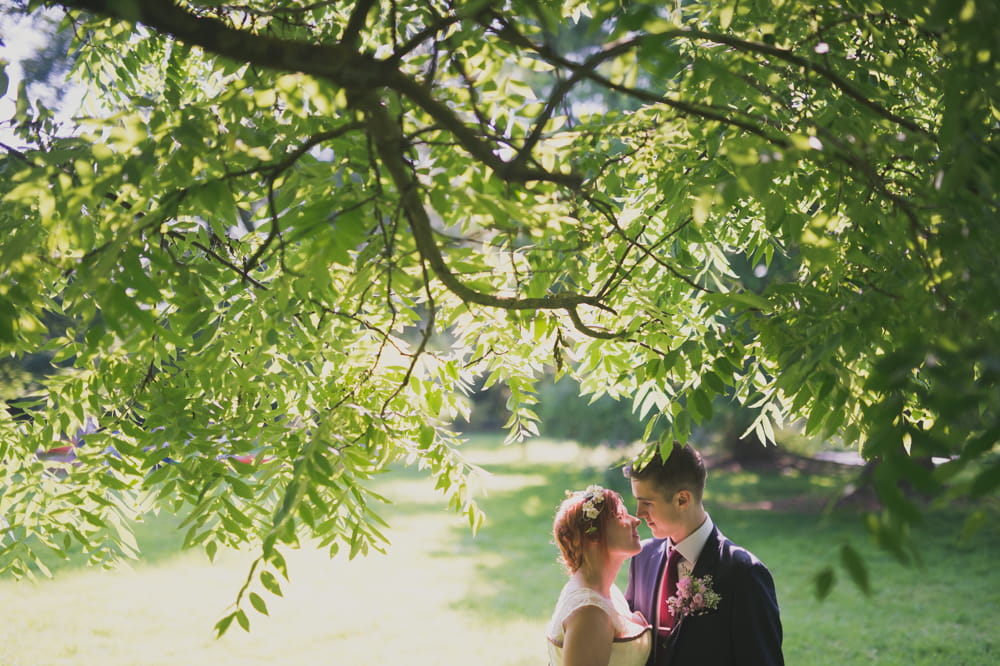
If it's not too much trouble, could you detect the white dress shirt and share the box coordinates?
[670,514,714,578]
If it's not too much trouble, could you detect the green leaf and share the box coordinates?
[689,388,713,424]
[962,426,1000,459]
[226,476,255,500]
[970,463,1000,497]
[79,510,106,528]
[249,592,269,616]
[813,566,835,600]
[707,290,771,312]
[268,548,289,580]
[804,403,827,438]
[711,356,737,383]
[701,371,726,394]
[214,613,236,638]
[719,2,735,29]
[260,570,283,597]
[418,425,435,450]
[0,294,18,343]
[328,207,369,266]
[839,544,871,595]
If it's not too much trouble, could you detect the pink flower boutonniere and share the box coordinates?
[666,574,721,621]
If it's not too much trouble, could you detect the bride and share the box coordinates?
[546,485,652,666]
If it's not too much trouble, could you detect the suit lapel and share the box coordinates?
[650,539,670,629]
[690,527,722,579]
[648,539,670,665]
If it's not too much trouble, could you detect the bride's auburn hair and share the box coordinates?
[552,486,623,573]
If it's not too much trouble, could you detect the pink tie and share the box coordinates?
[659,547,683,633]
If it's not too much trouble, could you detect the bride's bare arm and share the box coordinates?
[563,605,615,666]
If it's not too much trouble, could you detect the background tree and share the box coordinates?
[1,0,997,630]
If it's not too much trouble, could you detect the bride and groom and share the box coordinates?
[546,443,784,666]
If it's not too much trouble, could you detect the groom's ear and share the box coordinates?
[675,489,693,509]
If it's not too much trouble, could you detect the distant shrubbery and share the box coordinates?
[536,376,665,447]
[466,375,663,446]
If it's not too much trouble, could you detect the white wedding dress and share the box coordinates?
[546,580,652,666]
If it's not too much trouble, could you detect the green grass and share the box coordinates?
[1,436,997,665]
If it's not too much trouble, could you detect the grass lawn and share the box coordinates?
[0,435,996,665]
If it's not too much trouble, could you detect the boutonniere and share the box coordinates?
[667,574,721,620]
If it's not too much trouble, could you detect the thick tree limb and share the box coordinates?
[55,0,582,188]
[340,0,377,51]
[676,27,934,139]
[488,18,788,146]
[488,16,932,141]
[355,92,621,336]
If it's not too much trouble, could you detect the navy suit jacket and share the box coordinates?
[625,526,783,666]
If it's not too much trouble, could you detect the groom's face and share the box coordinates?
[630,478,684,542]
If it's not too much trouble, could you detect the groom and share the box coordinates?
[624,443,783,665]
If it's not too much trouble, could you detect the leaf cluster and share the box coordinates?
[1,0,997,626]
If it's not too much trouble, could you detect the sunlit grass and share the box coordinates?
[1,435,997,665]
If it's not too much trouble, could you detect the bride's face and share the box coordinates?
[605,497,642,556]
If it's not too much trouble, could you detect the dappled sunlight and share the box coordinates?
[718,471,764,487]
[0,494,540,665]
[1,0,995,660]
[706,462,858,512]
[2,434,995,664]
[460,436,580,466]
[375,477,446,506]
[807,475,841,489]
[519,494,546,518]
[471,472,548,495]
[461,436,636,472]
[707,471,763,506]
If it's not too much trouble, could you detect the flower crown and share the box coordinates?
[580,484,606,535]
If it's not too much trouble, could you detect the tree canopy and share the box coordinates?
[1,0,997,631]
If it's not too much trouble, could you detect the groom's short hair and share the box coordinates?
[624,442,707,503]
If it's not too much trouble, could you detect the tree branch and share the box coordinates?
[488,16,931,141]
[229,123,365,180]
[511,37,637,171]
[56,0,582,188]
[672,27,933,138]
[589,192,712,295]
[340,0,377,51]
[0,141,40,167]
[380,258,437,417]
[488,18,787,147]
[166,230,268,289]
[64,0,364,82]
[388,12,460,62]
[354,91,620,335]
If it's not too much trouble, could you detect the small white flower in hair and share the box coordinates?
[580,485,606,533]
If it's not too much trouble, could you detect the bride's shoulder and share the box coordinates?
[564,583,623,622]
[561,579,602,598]
[554,580,613,611]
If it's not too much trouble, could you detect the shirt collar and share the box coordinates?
[671,514,713,565]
